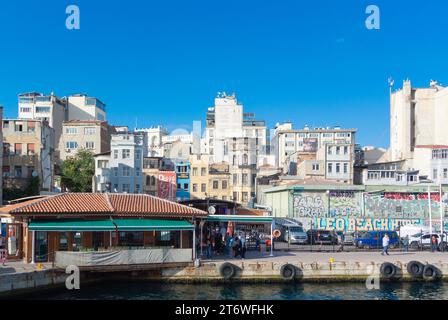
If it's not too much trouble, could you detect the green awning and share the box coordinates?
[205,215,273,223]
[113,219,194,231]
[29,220,116,231]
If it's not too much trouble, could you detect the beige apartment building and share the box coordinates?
[60,120,111,160]
[189,154,232,201]
[2,119,54,192]
[230,164,257,206]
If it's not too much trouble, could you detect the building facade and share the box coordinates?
[175,161,190,201]
[60,120,111,161]
[2,119,54,192]
[66,94,106,121]
[93,132,145,193]
[135,126,168,157]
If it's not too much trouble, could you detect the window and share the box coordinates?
[15,123,23,132]
[122,184,130,193]
[222,180,228,189]
[312,163,319,171]
[66,141,78,149]
[98,160,108,168]
[85,141,95,149]
[65,127,77,134]
[433,169,438,180]
[27,166,35,177]
[444,169,448,179]
[84,127,96,135]
[336,146,340,155]
[26,143,35,155]
[183,183,188,190]
[242,173,248,186]
[135,184,140,193]
[27,122,35,132]
[201,183,206,192]
[343,163,348,174]
[193,184,198,192]
[242,192,248,202]
[336,163,341,173]
[201,168,206,176]
[122,149,131,159]
[135,150,141,160]
[122,167,130,177]
[35,107,50,113]
[114,150,118,159]
[328,147,332,155]
[243,154,248,165]
[2,166,10,177]
[344,146,348,155]
[14,143,22,155]
[213,180,219,189]
[3,121,9,129]
[328,163,333,174]
[119,231,143,246]
[14,166,22,177]
[192,167,198,176]
[136,167,141,176]
[3,143,10,155]
[233,174,238,184]
[20,107,31,113]
[113,167,118,176]
[233,192,238,201]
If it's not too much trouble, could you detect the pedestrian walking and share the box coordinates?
[206,236,213,259]
[403,235,410,252]
[240,235,247,259]
[234,237,242,258]
[381,234,390,256]
[431,235,438,252]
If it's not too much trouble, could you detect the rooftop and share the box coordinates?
[0,193,207,217]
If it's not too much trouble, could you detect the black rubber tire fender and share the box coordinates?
[380,262,397,279]
[280,263,296,280]
[219,262,236,280]
[422,264,440,281]
[406,261,424,278]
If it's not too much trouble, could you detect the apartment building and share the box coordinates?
[230,164,257,207]
[18,92,65,160]
[92,132,145,193]
[189,154,232,201]
[175,161,190,201]
[135,126,168,157]
[0,107,3,204]
[203,93,268,165]
[59,120,111,160]
[142,156,175,198]
[2,119,54,192]
[389,80,448,183]
[66,94,106,121]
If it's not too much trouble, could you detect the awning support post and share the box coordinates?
[270,221,274,257]
[31,230,35,264]
[192,218,196,261]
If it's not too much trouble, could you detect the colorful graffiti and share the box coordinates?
[365,192,442,219]
[293,193,325,218]
[313,218,422,232]
[329,191,362,218]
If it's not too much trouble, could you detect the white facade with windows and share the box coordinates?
[93,132,145,193]
[135,126,168,157]
[66,94,106,121]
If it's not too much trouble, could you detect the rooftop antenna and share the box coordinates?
[388,76,394,94]
[135,117,138,130]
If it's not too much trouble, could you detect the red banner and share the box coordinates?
[157,171,177,201]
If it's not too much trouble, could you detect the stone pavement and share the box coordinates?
[0,261,53,275]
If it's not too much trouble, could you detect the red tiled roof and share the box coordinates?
[2,193,207,217]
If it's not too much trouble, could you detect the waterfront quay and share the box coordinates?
[2,250,448,297]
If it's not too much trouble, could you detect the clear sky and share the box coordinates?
[1,0,448,148]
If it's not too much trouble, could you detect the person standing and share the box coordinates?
[403,235,410,252]
[206,236,213,259]
[431,235,438,252]
[240,235,247,259]
[381,234,390,256]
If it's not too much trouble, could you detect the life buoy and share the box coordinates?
[380,262,397,279]
[422,264,441,281]
[406,261,424,278]
[273,230,281,239]
[219,262,236,280]
[280,264,296,280]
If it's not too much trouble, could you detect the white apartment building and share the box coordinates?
[135,126,168,157]
[203,92,268,166]
[0,106,3,204]
[66,94,106,121]
[93,132,145,194]
[60,120,111,160]
[162,130,195,161]
[18,92,65,160]
[389,80,448,183]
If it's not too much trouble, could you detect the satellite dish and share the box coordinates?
[31,171,38,177]
[208,206,216,215]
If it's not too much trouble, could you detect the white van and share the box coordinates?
[398,224,433,240]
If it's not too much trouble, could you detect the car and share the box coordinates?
[307,229,338,245]
[281,224,308,244]
[341,231,356,246]
[409,232,448,251]
[355,230,399,249]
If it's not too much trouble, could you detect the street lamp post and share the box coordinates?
[428,184,433,237]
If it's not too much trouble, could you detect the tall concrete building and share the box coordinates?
[93,131,145,194]
[0,106,3,204]
[66,94,106,121]
[59,120,111,160]
[135,126,168,157]
[18,92,65,160]
[390,80,448,183]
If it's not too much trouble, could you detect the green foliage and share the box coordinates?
[61,149,95,192]
[3,176,40,202]
[25,175,40,196]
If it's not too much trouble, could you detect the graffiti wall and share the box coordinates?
[365,192,444,219]
[328,191,362,218]
[312,217,422,232]
[293,192,326,218]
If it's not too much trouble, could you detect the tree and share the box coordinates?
[61,149,95,192]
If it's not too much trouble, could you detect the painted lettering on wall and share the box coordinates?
[313,218,422,232]
[293,193,325,218]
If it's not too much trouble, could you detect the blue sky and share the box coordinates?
[1,0,448,148]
